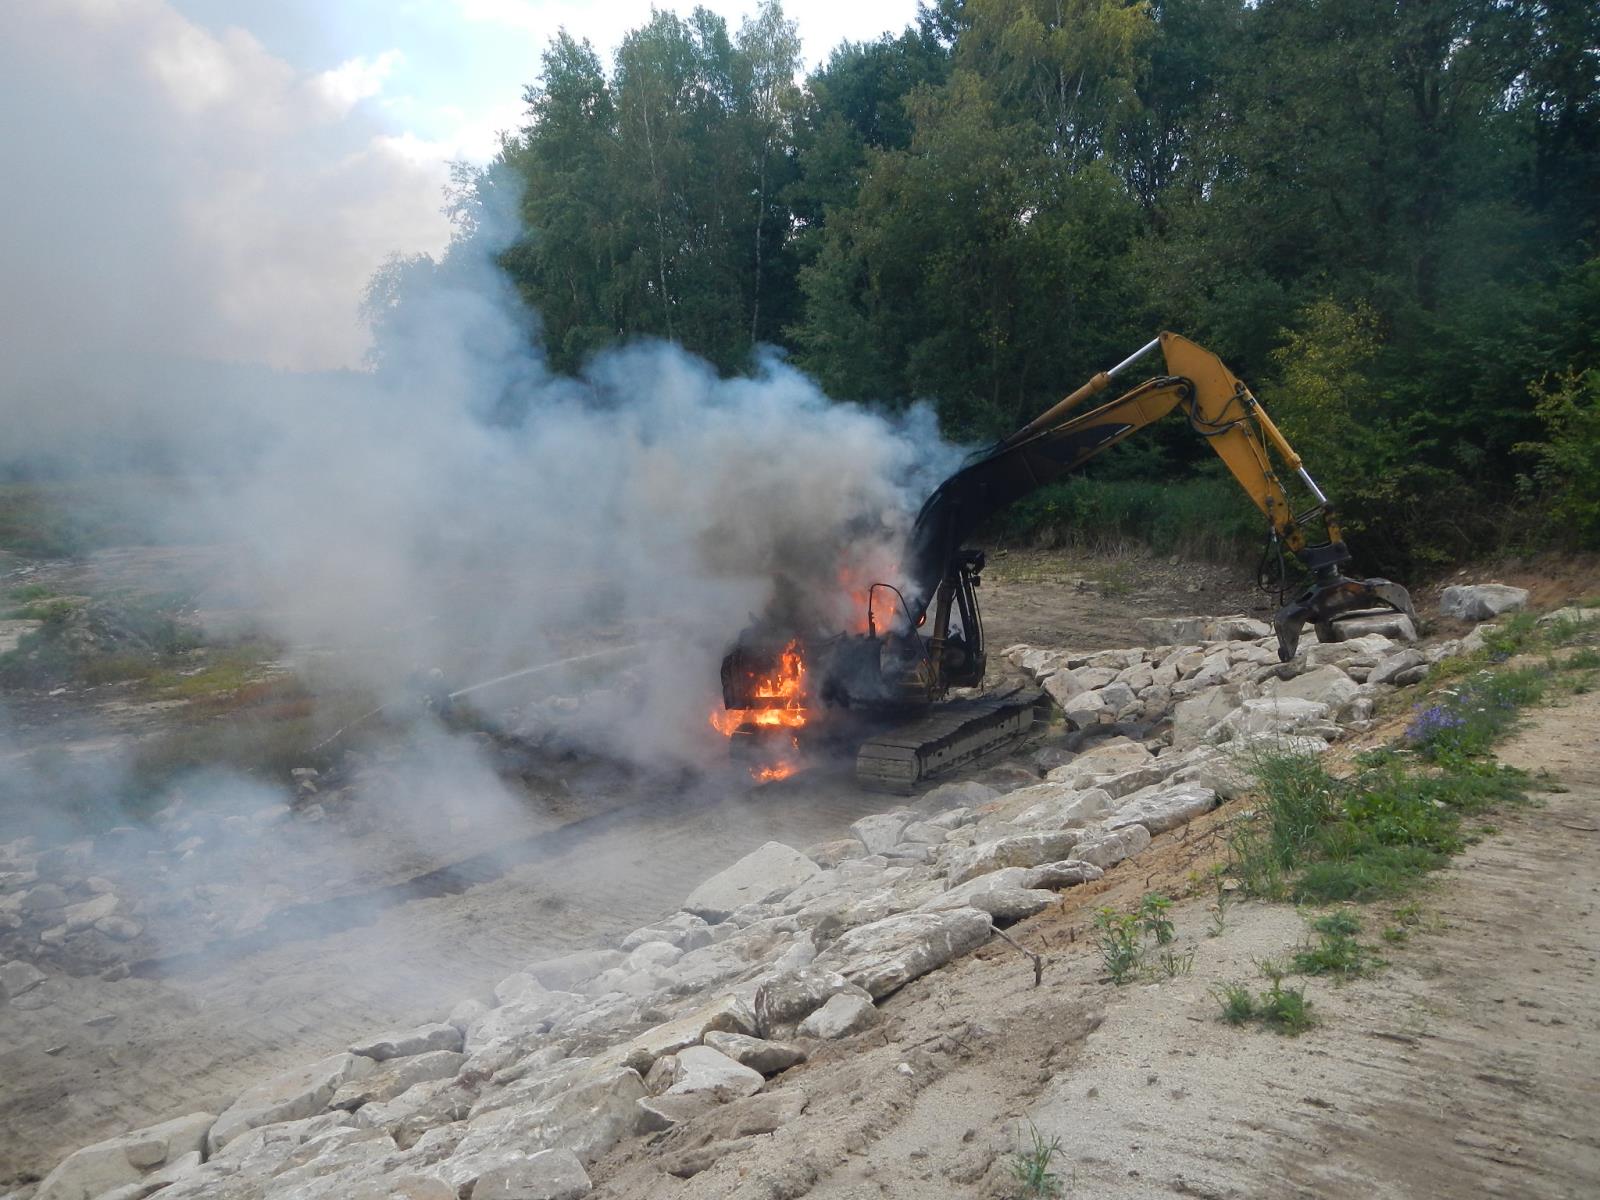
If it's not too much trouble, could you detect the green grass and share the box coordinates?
[1213,974,1316,1036]
[1290,911,1378,980]
[1008,1123,1065,1199]
[1228,642,1567,908]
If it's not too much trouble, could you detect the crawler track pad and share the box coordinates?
[855,687,1044,794]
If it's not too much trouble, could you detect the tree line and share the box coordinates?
[373,0,1600,570]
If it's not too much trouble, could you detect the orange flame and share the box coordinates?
[711,640,808,782]
[710,639,807,736]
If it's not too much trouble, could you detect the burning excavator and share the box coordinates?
[718,332,1416,790]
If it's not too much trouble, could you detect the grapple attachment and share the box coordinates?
[1272,576,1417,662]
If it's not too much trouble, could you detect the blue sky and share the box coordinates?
[2,0,920,376]
[172,0,924,167]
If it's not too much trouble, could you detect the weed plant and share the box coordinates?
[1008,1123,1065,1199]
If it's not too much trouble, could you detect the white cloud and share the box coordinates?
[312,48,406,116]
[0,0,450,372]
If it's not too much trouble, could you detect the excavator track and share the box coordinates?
[855,686,1044,793]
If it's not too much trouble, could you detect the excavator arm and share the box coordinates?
[906,332,1415,665]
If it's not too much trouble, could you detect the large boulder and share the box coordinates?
[1009,785,1115,830]
[331,1050,465,1111]
[796,992,876,1039]
[849,813,913,855]
[752,967,864,1028]
[35,1112,214,1200]
[472,1149,592,1200]
[1070,824,1152,870]
[1214,697,1335,742]
[1207,615,1272,640]
[945,831,1083,886]
[1045,738,1150,787]
[209,1052,376,1154]
[350,1023,463,1061]
[442,1066,646,1185]
[525,949,624,991]
[1171,685,1241,748]
[1369,648,1428,686]
[664,1045,765,1102]
[1440,583,1529,621]
[1057,688,1112,729]
[1266,665,1359,710]
[701,1032,806,1076]
[817,908,992,999]
[683,842,820,922]
[1106,784,1217,835]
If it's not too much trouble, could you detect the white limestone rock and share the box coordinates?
[1440,583,1529,621]
[1009,785,1114,830]
[1070,824,1152,869]
[1539,605,1600,627]
[1022,860,1105,889]
[1207,615,1272,641]
[1059,689,1112,730]
[472,1148,592,1200]
[441,1066,645,1185]
[665,1045,765,1102]
[849,813,913,856]
[1106,784,1217,836]
[330,1050,465,1111]
[1171,685,1242,748]
[945,831,1083,886]
[525,949,624,992]
[1364,649,1423,687]
[1046,738,1151,786]
[34,1112,214,1200]
[209,1053,376,1154]
[915,780,999,814]
[1213,697,1335,742]
[817,908,992,999]
[620,912,714,953]
[683,842,820,922]
[753,967,865,1026]
[701,1031,806,1076]
[796,991,876,1039]
[1264,665,1359,711]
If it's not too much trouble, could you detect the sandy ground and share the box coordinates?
[6,546,1597,1195]
[588,683,1600,1199]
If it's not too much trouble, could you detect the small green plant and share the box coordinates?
[1214,974,1314,1035]
[1207,878,1234,937]
[1008,1122,1065,1199]
[1158,946,1195,977]
[1214,982,1256,1025]
[1291,911,1375,979]
[1093,908,1144,984]
[1138,893,1176,945]
[1258,979,1315,1035]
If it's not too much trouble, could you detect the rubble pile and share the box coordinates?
[0,793,311,977]
[14,596,1527,1200]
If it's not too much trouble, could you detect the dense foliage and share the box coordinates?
[391,0,1599,570]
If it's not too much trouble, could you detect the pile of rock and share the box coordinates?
[25,602,1517,1200]
[0,840,146,975]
